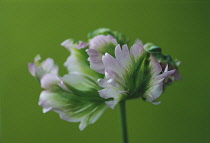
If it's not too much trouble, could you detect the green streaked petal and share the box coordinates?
[99,44,175,108]
[64,46,103,80]
[39,78,107,130]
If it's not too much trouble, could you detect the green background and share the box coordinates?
[1,0,209,143]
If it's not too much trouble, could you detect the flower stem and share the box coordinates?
[119,101,128,143]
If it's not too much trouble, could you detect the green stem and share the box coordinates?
[119,101,128,143]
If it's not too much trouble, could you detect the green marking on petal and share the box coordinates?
[39,82,108,130]
[97,42,116,57]
[65,46,103,81]
[122,51,152,99]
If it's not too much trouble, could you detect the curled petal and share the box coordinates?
[150,56,162,78]
[86,49,104,73]
[61,39,76,51]
[39,90,108,130]
[39,74,108,130]
[115,44,132,69]
[98,88,123,109]
[28,56,58,80]
[61,39,88,51]
[87,35,118,73]
[28,63,36,76]
[77,41,89,49]
[102,53,122,78]
[41,74,61,90]
[99,44,176,108]
[89,35,117,52]
[144,66,175,103]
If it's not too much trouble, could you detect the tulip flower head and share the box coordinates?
[28,28,181,130]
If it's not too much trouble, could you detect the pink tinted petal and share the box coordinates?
[130,43,144,60]
[102,53,122,76]
[104,69,120,79]
[86,49,105,73]
[146,82,163,101]
[89,35,117,50]
[115,45,132,68]
[98,88,122,109]
[115,44,131,69]
[98,78,119,89]
[41,58,58,74]
[97,79,108,88]
[98,88,115,99]
[61,39,75,51]
[28,56,58,80]
[90,62,104,74]
[105,100,117,109]
[86,49,99,56]
[107,79,119,87]
[77,41,88,49]
[115,44,123,59]
[28,63,36,76]
[156,70,176,81]
[41,74,60,89]
[135,39,143,45]
[150,56,162,77]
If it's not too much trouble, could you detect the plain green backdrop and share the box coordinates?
[1,0,210,143]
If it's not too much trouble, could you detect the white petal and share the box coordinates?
[28,63,36,76]
[150,56,162,77]
[156,70,176,81]
[115,44,132,69]
[77,41,88,49]
[105,100,117,109]
[61,39,75,51]
[130,43,144,60]
[102,53,122,77]
[89,35,117,50]
[41,74,60,89]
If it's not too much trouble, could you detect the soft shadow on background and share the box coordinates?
[1,0,209,143]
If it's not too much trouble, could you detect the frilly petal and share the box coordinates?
[28,63,36,76]
[87,35,118,73]
[38,73,108,130]
[89,35,117,52]
[86,49,104,73]
[39,90,108,130]
[144,65,176,103]
[77,41,89,49]
[98,44,176,108]
[41,74,61,90]
[28,56,58,80]
[102,53,122,78]
[61,39,88,51]
[130,43,144,61]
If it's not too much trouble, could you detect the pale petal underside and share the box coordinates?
[87,35,118,74]
[39,73,107,130]
[98,44,175,108]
